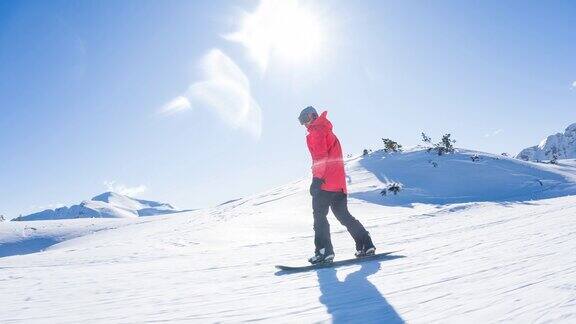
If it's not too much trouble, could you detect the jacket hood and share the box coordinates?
[306,111,332,133]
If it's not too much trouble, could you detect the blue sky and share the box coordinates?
[1,0,575,218]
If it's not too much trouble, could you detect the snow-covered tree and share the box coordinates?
[423,133,457,156]
[550,154,558,164]
[421,132,456,155]
[388,183,402,195]
[382,138,403,153]
[549,147,559,164]
[380,182,403,196]
[437,134,456,155]
[421,132,432,144]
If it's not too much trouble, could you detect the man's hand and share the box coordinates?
[310,177,325,196]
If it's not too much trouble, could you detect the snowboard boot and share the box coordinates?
[308,248,335,264]
[355,234,376,258]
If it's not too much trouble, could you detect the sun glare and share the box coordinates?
[227,0,324,71]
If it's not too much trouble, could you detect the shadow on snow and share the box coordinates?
[0,238,59,258]
[317,261,405,323]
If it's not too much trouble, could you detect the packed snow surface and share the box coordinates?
[12,192,184,221]
[1,149,576,323]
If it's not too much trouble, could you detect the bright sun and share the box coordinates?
[227,0,324,71]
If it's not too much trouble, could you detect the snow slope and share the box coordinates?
[350,148,576,205]
[12,192,185,221]
[1,149,576,323]
[517,123,576,161]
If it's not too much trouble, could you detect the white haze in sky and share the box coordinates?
[103,181,147,197]
[187,49,262,138]
[158,49,261,138]
[158,96,191,115]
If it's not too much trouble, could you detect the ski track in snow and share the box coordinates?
[1,151,576,323]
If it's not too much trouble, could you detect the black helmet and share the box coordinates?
[298,106,318,125]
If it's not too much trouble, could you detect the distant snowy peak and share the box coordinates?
[91,192,175,211]
[516,123,576,161]
[13,192,185,221]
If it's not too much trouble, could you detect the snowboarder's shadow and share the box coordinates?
[317,261,405,323]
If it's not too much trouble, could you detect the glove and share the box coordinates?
[310,177,325,196]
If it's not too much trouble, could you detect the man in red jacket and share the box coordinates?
[299,106,375,264]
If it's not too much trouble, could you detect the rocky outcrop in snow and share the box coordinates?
[516,123,576,161]
[13,192,185,221]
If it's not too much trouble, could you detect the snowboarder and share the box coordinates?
[298,106,376,264]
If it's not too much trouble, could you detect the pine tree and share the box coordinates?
[421,132,432,144]
[433,133,456,155]
[382,138,403,153]
[549,147,559,164]
[550,154,558,164]
[387,183,402,195]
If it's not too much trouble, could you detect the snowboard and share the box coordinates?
[275,251,401,273]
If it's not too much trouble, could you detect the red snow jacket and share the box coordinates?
[306,111,347,194]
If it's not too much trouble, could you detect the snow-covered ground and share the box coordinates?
[1,149,576,323]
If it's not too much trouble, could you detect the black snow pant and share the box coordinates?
[312,190,370,255]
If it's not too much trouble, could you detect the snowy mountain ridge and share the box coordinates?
[516,122,576,161]
[12,192,185,221]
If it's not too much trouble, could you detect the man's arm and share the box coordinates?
[308,130,329,179]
